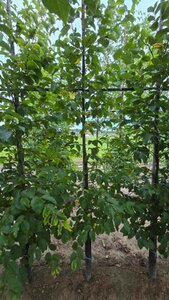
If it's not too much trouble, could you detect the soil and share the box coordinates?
[17,232,169,300]
[1,162,169,299]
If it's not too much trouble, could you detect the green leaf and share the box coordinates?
[11,245,22,259]
[45,252,52,263]
[98,37,109,48]
[20,197,30,209]
[85,33,97,47]
[147,15,155,22]
[114,215,121,229]
[150,20,159,31]
[42,0,71,23]
[89,230,95,241]
[31,197,44,214]
[71,258,80,271]
[42,193,56,204]
[35,248,42,261]
[21,220,30,234]
[61,220,72,232]
[114,48,123,60]
[0,24,12,38]
[0,40,11,52]
[138,238,144,249]
[49,243,57,251]
[38,238,47,251]
[147,6,154,13]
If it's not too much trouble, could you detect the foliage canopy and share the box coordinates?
[0,0,169,297]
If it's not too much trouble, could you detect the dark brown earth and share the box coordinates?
[1,160,169,299]
[16,232,169,300]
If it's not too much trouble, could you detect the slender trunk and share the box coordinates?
[119,82,124,140]
[96,117,99,140]
[148,2,163,278]
[81,0,92,281]
[22,243,32,282]
[6,0,31,282]
[13,93,25,177]
[148,113,159,278]
[85,233,92,280]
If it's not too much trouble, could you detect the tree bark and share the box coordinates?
[148,120,159,278]
[6,0,31,282]
[81,0,92,281]
[148,97,160,279]
[148,1,163,279]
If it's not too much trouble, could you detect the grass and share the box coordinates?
[71,132,112,163]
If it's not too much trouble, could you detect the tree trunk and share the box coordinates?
[148,1,163,279]
[6,0,31,282]
[148,113,159,279]
[81,0,92,280]
[85,233,92,281]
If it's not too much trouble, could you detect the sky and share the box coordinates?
[134,0,157,13]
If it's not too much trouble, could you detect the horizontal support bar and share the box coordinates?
[0,86,169,93]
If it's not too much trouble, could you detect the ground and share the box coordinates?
[18,232,169,300]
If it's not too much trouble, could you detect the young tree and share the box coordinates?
[0,0,75,297]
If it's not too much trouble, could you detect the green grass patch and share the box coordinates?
[71,133,112,162]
